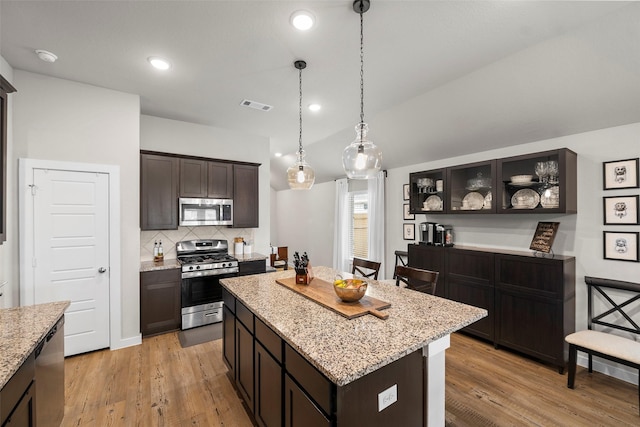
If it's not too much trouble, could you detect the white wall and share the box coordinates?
[139,115,271,256]
[12,70,141,346]
[275,121,640,382]
[0,55,16,308]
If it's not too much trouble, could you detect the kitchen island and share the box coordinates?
[1,301,69,426]
[221,266,486,427]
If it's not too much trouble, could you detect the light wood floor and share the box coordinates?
[61,332,638,426]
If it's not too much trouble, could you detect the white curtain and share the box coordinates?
[367,171,386,276]
[333,178,350,272]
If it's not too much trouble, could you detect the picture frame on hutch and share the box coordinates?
[603,195,639,225]
[403,223,415,240]
[403,203,414,220]
[603,231,639,262]
[603,158,639,190]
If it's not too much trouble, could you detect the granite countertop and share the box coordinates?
[0,301,70,390]
[140,253,268,272]
[234,252,268,262]
[221,266,487,386]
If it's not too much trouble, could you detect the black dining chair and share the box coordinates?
[394,265,439,295]
[351,258,382,280]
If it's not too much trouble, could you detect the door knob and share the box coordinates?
[98,267,107,273]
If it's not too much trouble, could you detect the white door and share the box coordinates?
[32,168,110,356]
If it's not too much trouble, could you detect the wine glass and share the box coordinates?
[534,162,548,183]
[546,160,559,184]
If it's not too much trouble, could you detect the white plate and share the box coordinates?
[540,186,560,208]
[511,189,540,209]
[462,192,485,210]
[423,195,443,211]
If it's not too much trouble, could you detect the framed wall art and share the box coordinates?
[403,184,410,201]
[603,158,639,190]
[403,203,414,220]
[603,231,639,262]
[403,223,415,240]
[603,195,639,225]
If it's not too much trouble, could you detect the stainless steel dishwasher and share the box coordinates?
[35,316,65,427]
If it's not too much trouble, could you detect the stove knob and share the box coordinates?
[222,263,227,268]
[196,265,201,270]
[188,266,194,271]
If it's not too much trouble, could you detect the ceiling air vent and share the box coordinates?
[240,99,273,112]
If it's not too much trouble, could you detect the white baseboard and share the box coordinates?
[577,353,638,385]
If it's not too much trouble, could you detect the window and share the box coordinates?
[349,191,368,259]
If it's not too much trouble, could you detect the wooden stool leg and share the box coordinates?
[567,344,577,389]
[588,353,593,373]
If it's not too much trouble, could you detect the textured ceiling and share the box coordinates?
[2,1,639,190]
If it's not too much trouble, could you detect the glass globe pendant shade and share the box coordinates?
[342,123,382,179]
[287,151,315,190]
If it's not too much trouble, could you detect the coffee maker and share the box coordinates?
[420,222,454,246]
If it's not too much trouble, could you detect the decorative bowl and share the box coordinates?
[510,175,534,184]
[333,277,367,302]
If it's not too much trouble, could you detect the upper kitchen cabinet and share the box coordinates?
[179,159,233,199]
[447,160,496,213]
[496,148,577,214]
[233,164,259,228]
[409,169,445,214]
[141,152,179,230]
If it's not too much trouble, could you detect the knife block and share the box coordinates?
[295,264,313,285]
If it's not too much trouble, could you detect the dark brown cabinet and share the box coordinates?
[446,248,495,341]
[255,341,282,427]
[179,159,233,199]
[1,354,35,427]
[238,259,266,276]
[235,301,255,412]
[222,306,236,376]
[140,269,181,336]
[407,244,446,298]
[140,153,179,230]
[408,244,575,371]
[408,148,577,215]
[284,374,330,427]
[233,164,259,228]
[495,254,575,371]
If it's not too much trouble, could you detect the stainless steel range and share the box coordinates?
[176,239,239,330]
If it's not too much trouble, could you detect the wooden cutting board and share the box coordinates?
[275,277,391,320]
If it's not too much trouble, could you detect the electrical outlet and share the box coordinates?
[378,384,397,412]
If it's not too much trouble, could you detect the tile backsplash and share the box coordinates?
[140,226,255,261]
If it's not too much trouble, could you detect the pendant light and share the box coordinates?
[287,60,315,190]
[342,0,382,179]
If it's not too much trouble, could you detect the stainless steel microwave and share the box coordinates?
[179,198,233,226]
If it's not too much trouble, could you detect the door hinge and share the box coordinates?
[28,184,37,196]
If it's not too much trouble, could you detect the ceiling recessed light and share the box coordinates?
[35,49,58,63]
[290,10,315,31]
[147,56,171,70]
[308,103,321,112]
[275,152,283,157]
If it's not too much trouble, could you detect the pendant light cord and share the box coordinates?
[359,3,365,128]
[298,66,303,159]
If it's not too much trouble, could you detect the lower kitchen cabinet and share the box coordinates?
[255,341,282,427]
[140,269,181,336]
[284,374,330,427]
[236,316,255,411]
[408,244,575,371]
[238,259,266,276]
[222,306,236,376]
[1,354,35,427]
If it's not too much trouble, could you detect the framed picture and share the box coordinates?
[603,231,639,262]
[403,223,415,240]
[403,184,410,200]
[603,195,639,225]
[403,203,414,220]
[603,158,639,190]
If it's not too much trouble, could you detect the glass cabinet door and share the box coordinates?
[496,148,577,214]
[446,160,496,213]
[409,169,445,214]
